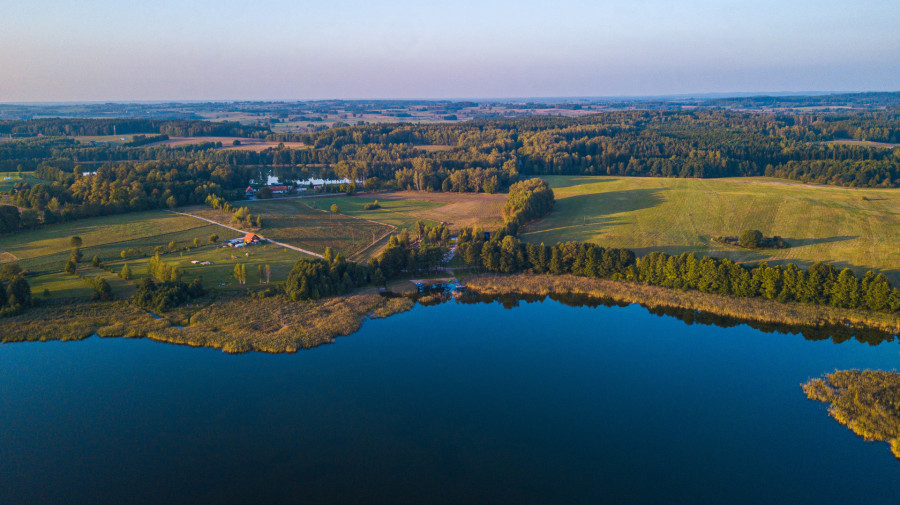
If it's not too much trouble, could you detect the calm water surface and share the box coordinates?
[2,299,900,504]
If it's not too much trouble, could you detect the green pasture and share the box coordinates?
[0,211,231,273]
[524,176,900,282]
[106,241,304,291]
[0,171,44,192]
[0,209,307,300]
[303,195,442,230]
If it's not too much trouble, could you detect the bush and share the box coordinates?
[133,278,205,312]
[364,200,381,210]
[92,278,112,301]
[739,229,763,249]
[0,263,23,281]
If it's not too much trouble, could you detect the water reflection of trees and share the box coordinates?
[411,289,897,347]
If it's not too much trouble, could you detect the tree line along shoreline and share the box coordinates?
[5,175,900,344]
[227,177,900,332]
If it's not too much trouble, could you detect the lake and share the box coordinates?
[2,296,900,504]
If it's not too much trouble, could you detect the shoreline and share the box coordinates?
[0,291,414,354]
[464,273,900,336]
[5,272,900,353]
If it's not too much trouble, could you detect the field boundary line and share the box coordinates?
[298,202,398,261]
[348,226,397,262]
[166,210,323,258]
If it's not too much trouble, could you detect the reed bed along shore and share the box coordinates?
[466,273,900,335]
[804,370,900,461]
[0,292,413,354]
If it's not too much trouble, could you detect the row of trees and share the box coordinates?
[454,229,900,313]
[634,252,900,312]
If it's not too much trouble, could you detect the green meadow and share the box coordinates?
[523,176,900,282]
[302,195,442,231]
[0,171,44,193]
[0,209,305,300]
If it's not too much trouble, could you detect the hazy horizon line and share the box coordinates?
[4,89,899,106]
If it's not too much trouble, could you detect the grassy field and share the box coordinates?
[108,241,304,290]
[305,195,442,230]
[0,211,235,273]
[188,200,394,258]
[523,176,900,282]
[305,192,506,231]
[71,135,133,144]
[0,209,306,300]
[239,192,505,261]
[0,171,44,192]
[824,139,900,149]
[150,137,308,151]
[375,191,506,230]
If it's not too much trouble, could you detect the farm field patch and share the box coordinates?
[524,176,900,282]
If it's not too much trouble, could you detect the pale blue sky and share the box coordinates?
[2,0,898,101]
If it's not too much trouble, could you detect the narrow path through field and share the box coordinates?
[166,210,324,258]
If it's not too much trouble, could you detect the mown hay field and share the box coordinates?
[523,176,900,282]
[374,191,506,231]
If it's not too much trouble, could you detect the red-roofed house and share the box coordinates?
[243,233,261,244]
[245,186,256,197]
[268,185,288,194]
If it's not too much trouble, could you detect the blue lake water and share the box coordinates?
[2,298,900,504]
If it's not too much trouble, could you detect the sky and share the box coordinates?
[2,0,899,101]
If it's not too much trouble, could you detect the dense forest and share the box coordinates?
[0,118,269,138]
[2,108,900,232]
[3,110,900,195]
[3,160,253,229]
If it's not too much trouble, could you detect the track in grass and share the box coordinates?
[192,200,394,258]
